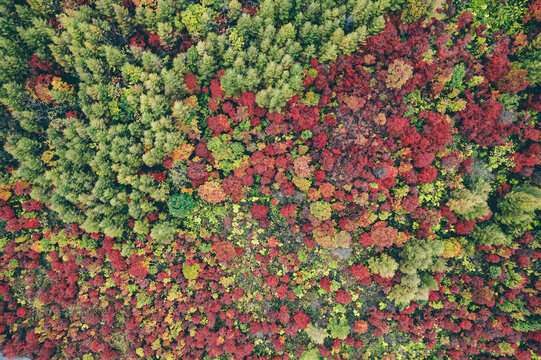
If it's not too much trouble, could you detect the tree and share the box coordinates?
[168,193,197,217]
[221,68,240,95]
[150,222,177,243]
[300,348,320,360]
[496,184,541,226]
[471,223,510,247]
[328,315,350,340]
[368,254,398,279]
[5,135,44,181]
[447,159,493,220]
[305,323,328,345]
[399,239,445,275]
[310,201,332,221]
[447,188,490,221]
[388,274,421,306]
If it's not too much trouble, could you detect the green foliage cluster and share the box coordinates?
[328,315,350,340]
[457,0,530,34]
[368,253,398,279]
[181,4,212,35]
[471,223,510,247]
[149,222,177,243]
[388,239,445,306]
[2,2,195,237]
[207,134,245,174]
[299,348,320,360]
[519,35,541,86]
[182,263,201,280]
[0,0,56,176]
[496,184,541,227]
[305,322,328,345]
[471,184,540,246]
[447,187,489,220]
[167,193,196,218]
[447,160,493,220]
[0,0,49,83]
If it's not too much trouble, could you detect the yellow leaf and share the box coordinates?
[151,338,161,351]
[293,176,311,191]
[163,351,175,360]
[15,235,28,244]
[160,330,170,341]
[136,347,145,357]
[31,241,42,253]
[0,189,11,201]
[219,276,234,288]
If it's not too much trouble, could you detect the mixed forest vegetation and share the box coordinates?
[0,0,540,359]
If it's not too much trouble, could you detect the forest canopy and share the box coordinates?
[0,0,540,359]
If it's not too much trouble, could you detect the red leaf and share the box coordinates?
[184,73,197,90]
[294,310,311,330]
[336,289,352,304]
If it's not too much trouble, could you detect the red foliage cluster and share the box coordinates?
[251,203,269,220]
[151,171,166,181]
[207,114,231,134]
[279,204,297,218]
[455,98,509,146]
[212,240,237,263]
[0,188,42,233]
[128,255,148,279]
[370,222,398,248]
[335,289,352,304]
[350,263,371,285]
[187,160,209,187]
[293,310,310,330]
[184,73,197,91]
[28,55,56,74]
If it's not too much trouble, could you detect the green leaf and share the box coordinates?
[300,347,320,360]
[168,193,197,218]
[182,263,201,280]
[308,68,318,77]
[305,323,328,345]
[328,316,350,340]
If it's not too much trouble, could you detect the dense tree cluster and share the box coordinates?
[0,0,540,359]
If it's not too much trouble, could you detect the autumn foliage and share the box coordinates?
[0,1,540,359]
